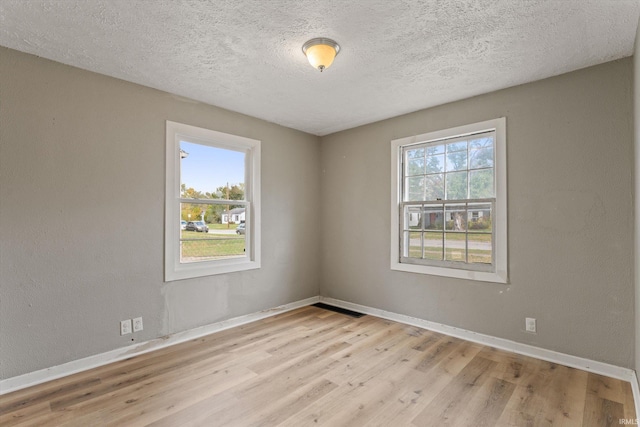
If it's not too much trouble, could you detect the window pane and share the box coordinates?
[469,169,494,199]
[468,233,492,264]
[422,205,444,230]
[446,140,467,152]
[407,158,425,176]
[469,136,493,149]
[404,205,423,230]
[425,154,444,173]
[180,141,245,200]
[445,232,466,262]
[468,203,492,232]
[426,145,444,155]
[445,171,467,200]
[424,232,443,260]
[446,150,467,172]
[424,174,444,200]
[405,177,424,201]
[445,205,467,231]
[180,202,246,263]
[406,148,424,159]
[469,147,493,169]
[404,231,422,258]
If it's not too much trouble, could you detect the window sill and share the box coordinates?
[165,259,261,282]
[390,261,508,284]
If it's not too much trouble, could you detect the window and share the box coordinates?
[390,118,507,283]
[165,121,261,281]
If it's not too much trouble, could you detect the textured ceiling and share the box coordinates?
[0,0,638,136]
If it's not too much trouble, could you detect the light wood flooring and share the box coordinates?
[0,305,636,426]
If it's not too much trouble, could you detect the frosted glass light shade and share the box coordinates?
[302,38,340,72]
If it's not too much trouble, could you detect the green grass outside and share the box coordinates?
[180,230,245,260]
[207,223,241,230]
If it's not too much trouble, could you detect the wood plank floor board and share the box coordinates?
[539,364,588,426]
[586,372,630,406]
[306,376,405,426]
[411,331,445,352]
[494,361,565,426]
[411,356,498,426]
[45,341,267,416]
[356,369,448,426]
[307,334,462,426]
[0,401,51,426]
[454,377,517,427]
[323,324,421,385]
[583,395,625,427]
[240,377,340,427]
[414,336,466,374]
[0,376,102,416]
[478,346,545,385]
[340,341,486,426]
[365,339,488,425]
[251,315,353,362]
[191,341,347,426]
[248,335,352,376]
[81,350,268,427]
[144,387,242,427]
[435,340,485,377]
[0,306,635,426]
[27,349,267,427]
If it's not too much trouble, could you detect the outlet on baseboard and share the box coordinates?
[120,319,132,335]
[133,317,143,332]
[525,317,536,333]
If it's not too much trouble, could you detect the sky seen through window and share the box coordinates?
[180,141,245,194]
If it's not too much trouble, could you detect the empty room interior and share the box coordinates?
[1,1,640,426]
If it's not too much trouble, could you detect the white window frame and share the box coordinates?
[390,118,507,283]
[165,121,261,281]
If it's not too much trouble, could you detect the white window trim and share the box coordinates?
[165,121,261,281]
[390,118,507,284]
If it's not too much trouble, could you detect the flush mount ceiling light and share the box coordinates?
[302,38,340,72]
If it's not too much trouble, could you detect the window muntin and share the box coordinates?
[390,118,507,283]
[165,121,260,281]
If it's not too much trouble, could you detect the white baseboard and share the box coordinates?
[0,296,320,395]
[319,296,637,385]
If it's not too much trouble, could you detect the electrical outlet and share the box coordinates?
[133,317,143,332]
[120,319,132,335]
[525,317,536,333]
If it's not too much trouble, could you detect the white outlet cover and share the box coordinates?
[133,317,143,332]
[120,319,132,335]
[525,317,536,333]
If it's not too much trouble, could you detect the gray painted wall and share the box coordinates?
[0,47,321,379]
[320,59,635,368]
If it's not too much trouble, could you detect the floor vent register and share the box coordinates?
[312,303,366,318]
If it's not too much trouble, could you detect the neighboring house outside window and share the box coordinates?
[221,208,246,224]
[390,118,507,283]
[165,121,261,281]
